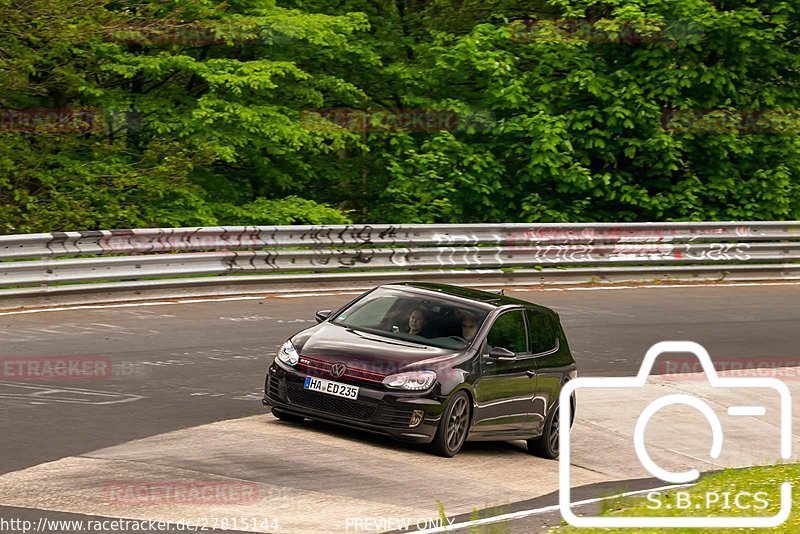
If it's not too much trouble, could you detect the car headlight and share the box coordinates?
[382,370,437,391]
[277,340,299,366]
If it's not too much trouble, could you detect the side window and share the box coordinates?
[486,310,527,354]
[526,310,557,354]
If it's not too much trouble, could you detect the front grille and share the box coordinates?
[287,384,378,421]
[297,356,386,385]
[267,376,280,400]
[373,405,415,428]
[346,367,386,382]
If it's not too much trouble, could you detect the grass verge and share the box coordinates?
[556,463,799,533]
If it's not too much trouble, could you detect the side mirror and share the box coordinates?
[488,347,516,360]
[315,310,332,323]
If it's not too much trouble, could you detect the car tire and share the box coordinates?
[430,390,471,457]
[528,395,574,459]
[272,408,305,424]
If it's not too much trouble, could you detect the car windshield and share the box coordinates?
[331,288,489,350]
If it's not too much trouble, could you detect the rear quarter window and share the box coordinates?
[526,310,557,354]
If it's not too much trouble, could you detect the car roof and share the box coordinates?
[383,282,556,315]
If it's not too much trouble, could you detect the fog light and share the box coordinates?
[409,410,424,428]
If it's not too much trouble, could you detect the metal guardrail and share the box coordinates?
[1,222,799,306]
[3,222,800,260]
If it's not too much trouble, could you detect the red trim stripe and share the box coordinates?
[298,356,386,383]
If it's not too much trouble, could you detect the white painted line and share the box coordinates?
[540,281,800,292]
[412,483,693,533]
[176,296,267,304]
[0,296,269,316]
[1,280,799,316]
[728,405,767,417]
[0,382,144,405]
[275,291,363,298]
[0,301,184,316]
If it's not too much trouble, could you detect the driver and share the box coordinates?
[460,312,480,342]
[407,308,427,336]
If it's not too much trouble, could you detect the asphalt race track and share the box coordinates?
[0,283,799,533]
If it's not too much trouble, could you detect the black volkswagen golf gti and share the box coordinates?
[263,282,576,457]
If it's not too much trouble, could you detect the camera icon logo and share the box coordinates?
[559,341,793,528]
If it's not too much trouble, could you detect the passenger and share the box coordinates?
[406,308,428,336]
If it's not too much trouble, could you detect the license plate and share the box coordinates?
[303,376,359,400]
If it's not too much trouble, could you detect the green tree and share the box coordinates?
[1,0,798,232]
[0,0,368,232]
[367,0,800,222]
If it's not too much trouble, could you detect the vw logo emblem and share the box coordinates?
[330,362,347,378]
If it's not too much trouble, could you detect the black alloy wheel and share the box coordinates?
[431,391,470,457]
[528,404,561,459]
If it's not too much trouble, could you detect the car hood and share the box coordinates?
[291,322,459,375]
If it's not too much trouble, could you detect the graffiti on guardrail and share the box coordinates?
[22,224,782,261]
[209,242,755,273]
[518,225,756,245]
[674,243,752,261]
[42,225,402,255]
[337,249,374,267]
[0,224,793,298]
[511,243,753,264]
[99,228,271,253]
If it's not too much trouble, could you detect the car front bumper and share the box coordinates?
[263,362,443,443]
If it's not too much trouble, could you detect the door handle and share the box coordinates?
[526,370,536,378]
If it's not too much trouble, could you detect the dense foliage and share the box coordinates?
[0,0,798,232]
